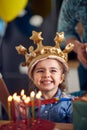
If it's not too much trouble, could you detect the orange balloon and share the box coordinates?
[0,0,28,22]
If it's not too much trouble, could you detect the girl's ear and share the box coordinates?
[59,74,65,84]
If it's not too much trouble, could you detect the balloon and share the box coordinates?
[0,0,28,22]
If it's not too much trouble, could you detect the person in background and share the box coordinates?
[0,73,9,119]
[58,0,87,90]
[16,31,74,123]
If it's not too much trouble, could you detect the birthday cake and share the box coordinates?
[5,90,57,130]
[0,118,55,130]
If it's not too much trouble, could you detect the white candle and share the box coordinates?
[8,95,12,120]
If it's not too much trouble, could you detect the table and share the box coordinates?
[54,123,73,130]
[0,120,74,130]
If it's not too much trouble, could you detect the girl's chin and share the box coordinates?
[40,87,53,91]
[37,84,54,91]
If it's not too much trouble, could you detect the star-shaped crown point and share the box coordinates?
[54,32,64,48]
[30,31,43,44]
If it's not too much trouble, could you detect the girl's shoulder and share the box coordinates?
[61,91,74,98]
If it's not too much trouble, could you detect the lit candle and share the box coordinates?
[24,97,30,118]
[24,96,30,127]
[30,91,35,119]
[12,93,21,121]
[36,91,42,119]
[13,95,21,120]
[8,95,12,120]
[20,89,25,97]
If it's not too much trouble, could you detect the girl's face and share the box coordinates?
[32,59,65,94]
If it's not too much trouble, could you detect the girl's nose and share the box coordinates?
[43,70,50,78]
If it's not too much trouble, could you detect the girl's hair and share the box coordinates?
[59,82,66,91]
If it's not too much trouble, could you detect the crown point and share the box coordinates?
[30,31,43,44]
[15,45,27,55]
[29,46,36,57]
[63,43,74,53]
[54,32,64,47]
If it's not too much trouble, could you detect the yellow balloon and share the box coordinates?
[0,0,28,22]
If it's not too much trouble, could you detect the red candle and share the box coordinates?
[36,91,42,119]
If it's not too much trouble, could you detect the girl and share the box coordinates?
[16,30,74,123]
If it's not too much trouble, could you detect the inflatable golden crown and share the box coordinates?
[16,31,74,79]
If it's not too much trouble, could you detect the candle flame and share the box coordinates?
[16,96,20,102]
[30,91,35,98]
[24,97,30,104]
[22,94,26,100]
[38,91,42,97]
[36,91,42,99]
[20,89,25,96]
[8,95,12,102]
[13,93,17,100]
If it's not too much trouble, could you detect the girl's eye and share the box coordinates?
[50,69,57,73]
[36,69,44,73]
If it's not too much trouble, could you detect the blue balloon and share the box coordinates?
[0,18,7,37]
